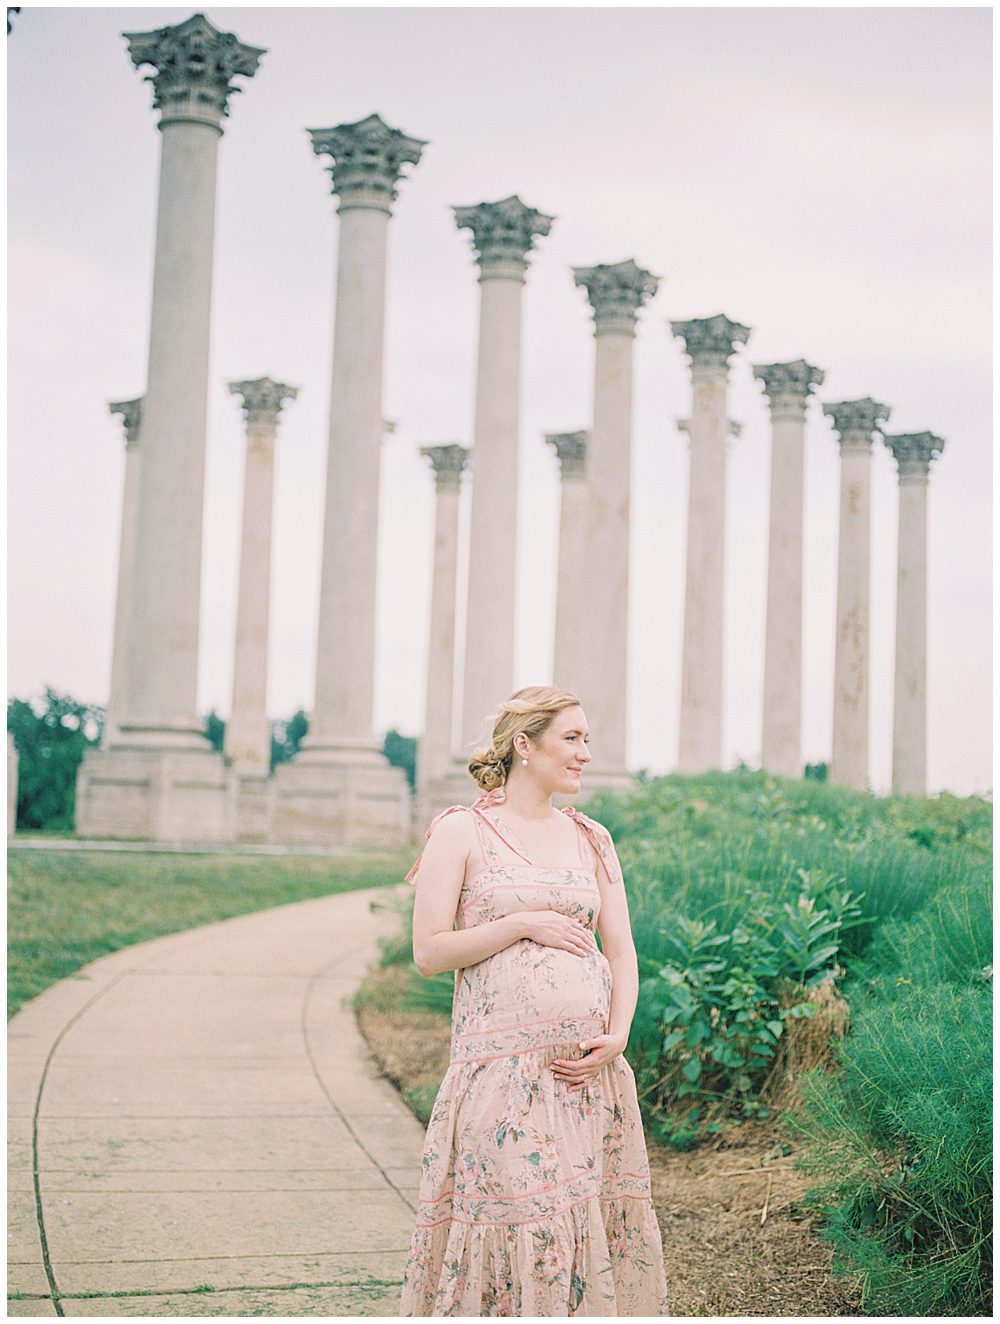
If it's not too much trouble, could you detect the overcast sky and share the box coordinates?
[7,4,993,796]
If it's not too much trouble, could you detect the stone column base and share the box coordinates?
[75,745,235,843]
[234,772,273,844]
[271,756,413,847]
[415,765,480,830]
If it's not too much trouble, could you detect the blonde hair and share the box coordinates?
[468,686,581,790]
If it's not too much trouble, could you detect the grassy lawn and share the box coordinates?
[7,846,412,1019]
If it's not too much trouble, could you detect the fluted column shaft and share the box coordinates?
[455,197,553,751]
[228,423,276,771]
[419,445,468,787]
[314,208,389,747]
[755,361,825,777]
[573,261,658,778]
[225,380,297,775]
[305,115,425,756]
[121,15,263,744]
[674,314,751,774]
[893,474,927,794]
[460,275,522,746]
[545,433,589,692]
[825,397,891,790]
[884,432,945,796]
[127,120,218,736]
[104,398,143,746]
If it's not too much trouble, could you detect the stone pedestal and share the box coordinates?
[753,360,825,778]
[75,746,237,843]
[673,314,751,775]
[824,397,892,790]
[272,114,424,847]
[882,431,945,796]
[224,377,297,776]
[453,197,553,755]
[272,758,413,848]
[572,260,658,786]
[233,773,273,844]
[545,431,589,694]
[77,14,264,842]
[103,397,143,748]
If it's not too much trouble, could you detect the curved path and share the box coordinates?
[7,884,425,1317]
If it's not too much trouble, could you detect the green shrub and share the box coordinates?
[783,981,991,1316]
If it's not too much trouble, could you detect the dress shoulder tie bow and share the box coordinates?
[562,807,624,886]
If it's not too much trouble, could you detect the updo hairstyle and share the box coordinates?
[468,686,581,791]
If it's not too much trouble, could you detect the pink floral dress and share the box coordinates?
[399,787,669,1317]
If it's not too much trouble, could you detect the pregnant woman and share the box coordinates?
[399,686,669,1316]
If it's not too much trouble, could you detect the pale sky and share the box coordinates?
[6,4,993,795]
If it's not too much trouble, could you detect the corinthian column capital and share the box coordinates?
[753,359,825,420]
[823,397,892,453]
[308,113,427,215]
[882,430,945,483]
[544,430,589,479]
[677,417,741,442]
[420,443,468,491]
[109,397,143,449]
[573,259,659,337]
[124,12,264,131]
[228,377,298,429]
[453,196,554,282]
[671,313,751,374]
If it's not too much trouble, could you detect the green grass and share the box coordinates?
[7,847,412,1019]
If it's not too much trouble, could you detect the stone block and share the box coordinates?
[75,746,235,843]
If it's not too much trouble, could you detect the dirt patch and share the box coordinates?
[356,965,863,1317]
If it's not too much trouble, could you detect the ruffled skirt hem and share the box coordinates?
[400,1192,669,1317]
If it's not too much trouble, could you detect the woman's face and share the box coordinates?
[522,704,592,794]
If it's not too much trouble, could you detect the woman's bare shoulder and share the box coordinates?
[425,806,477,846]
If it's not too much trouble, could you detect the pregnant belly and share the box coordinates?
[451,940,611,1062]
[512,940,612,1025]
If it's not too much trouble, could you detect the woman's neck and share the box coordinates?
[499,773,556,821]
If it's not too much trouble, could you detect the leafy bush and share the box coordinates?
[631,874,864,1123]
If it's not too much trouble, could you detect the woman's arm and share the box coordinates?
[598,877,639,1049]
[550,830,638,1089]
[411,812,597,976]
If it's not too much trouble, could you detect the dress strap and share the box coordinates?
[562,807,624,886]
[405,786,508,885]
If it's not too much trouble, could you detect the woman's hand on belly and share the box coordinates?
[519,909,599,958]
[549,1032,628,1089]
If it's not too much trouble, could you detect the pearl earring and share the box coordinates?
[521,758,528,766]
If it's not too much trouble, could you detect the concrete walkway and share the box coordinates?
[7,885,426,1317]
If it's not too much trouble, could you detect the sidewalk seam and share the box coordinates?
[30,964,147,1317]
[300,958,418,1218]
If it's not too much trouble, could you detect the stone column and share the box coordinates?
[76,13,263,843]
[454,196,553,753]
[225,378,298,777]
[823,397,892,790]
[753,360,825,778]
[103,397,143,748]
[417,445,468,801]
[272,114,424,846]
[882,431,945,797]
[672,314,751,775]
[573,260,659,784]
[544,431,589,693]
